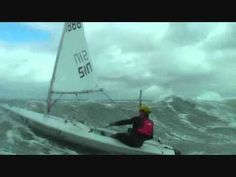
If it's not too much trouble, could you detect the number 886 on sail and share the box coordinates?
[66,22,82,32]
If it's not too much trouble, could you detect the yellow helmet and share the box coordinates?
[140,105,152,114]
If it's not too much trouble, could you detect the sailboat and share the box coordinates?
[1,22,178,155]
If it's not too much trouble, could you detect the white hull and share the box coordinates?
[1,104,176,155]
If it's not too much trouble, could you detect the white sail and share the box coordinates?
[51,22,98,93]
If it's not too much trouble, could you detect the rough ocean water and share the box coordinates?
[0,96,236,155]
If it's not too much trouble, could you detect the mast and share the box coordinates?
[139,89,142,109]
[46,23,66,114]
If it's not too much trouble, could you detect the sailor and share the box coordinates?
[108,105,154,148]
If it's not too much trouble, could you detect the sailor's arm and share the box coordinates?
[109,117,137,126]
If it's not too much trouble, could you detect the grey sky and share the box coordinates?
[1,22,236,101]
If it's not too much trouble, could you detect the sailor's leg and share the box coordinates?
[112,133,131,144]
[112,133,143,148]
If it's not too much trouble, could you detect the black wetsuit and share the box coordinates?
[111,116,153,148]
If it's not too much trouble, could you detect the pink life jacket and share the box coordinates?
[137,117,154,137]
